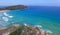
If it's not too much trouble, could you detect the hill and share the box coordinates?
[0,5,27,10]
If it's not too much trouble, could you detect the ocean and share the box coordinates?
[0,6,60,35]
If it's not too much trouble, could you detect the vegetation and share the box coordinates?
[9,24,52,35]
[9,26,24,35]
[0,5,27,10]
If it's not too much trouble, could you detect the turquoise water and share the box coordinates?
[0,6,60,35]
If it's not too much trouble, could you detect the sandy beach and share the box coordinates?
[0,10,10,12]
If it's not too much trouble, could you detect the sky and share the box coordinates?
[0,0,60,6]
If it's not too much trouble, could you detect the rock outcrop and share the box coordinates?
[9,24,52,35]
[0,24,52,35]
[0,24,20,35]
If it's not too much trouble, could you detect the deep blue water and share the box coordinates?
[0,6,60,35]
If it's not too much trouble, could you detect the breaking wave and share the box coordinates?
[0,12,13,30]
[34,25,53,33]
[34,25,42,28]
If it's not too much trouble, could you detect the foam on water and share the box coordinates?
[8,16,13,18]
[41,29,53,34]
[45,30,53,33]
[0,12,13,30]
[24,23,28,26]
[3,12,9,16]
[2,12,13,22]
[3,12,13,18]
[2,17,9,22]
[34,25,42,28]
[34,25,53,34]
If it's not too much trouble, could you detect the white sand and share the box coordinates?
[0,10,9,12]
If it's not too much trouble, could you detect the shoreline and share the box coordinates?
[0,10,10,12]
[0,24,52,35]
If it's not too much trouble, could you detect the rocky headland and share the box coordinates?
[9,24,52,35]
[0,5,27,11]
[0,24,52,35]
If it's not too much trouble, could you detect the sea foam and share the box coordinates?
[2,17,9,22]
[34,25,42,28]
[3,12,9,16]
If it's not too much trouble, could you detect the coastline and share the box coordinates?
[0,10,11,31]
[0,24,52,35]
[0,24,20,35]
[0,10,10,12]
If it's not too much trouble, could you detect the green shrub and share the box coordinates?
[9,26,24,35]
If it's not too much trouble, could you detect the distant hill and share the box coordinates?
[0,6,7,8]
[0,5,27,10]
